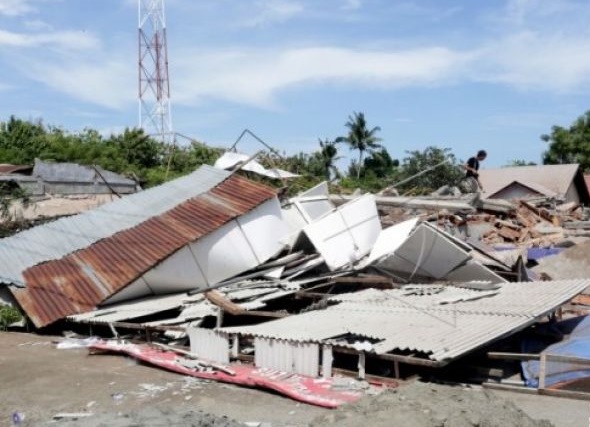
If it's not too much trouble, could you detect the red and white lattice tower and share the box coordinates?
[138,0,173,143]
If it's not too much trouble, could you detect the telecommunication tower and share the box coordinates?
[138,0,173,143]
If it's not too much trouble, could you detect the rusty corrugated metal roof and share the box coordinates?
[12,173,277,328]
[0,165,230,286]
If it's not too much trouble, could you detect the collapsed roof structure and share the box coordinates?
[1,165,288,327]
[2,161,590,406]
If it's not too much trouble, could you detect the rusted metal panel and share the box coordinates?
[12,173,277,328]
[0,165,230,286]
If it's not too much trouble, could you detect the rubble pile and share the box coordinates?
[2,162,590,408]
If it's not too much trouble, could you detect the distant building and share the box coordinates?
[478,164,590,205]
[0,159,140,221]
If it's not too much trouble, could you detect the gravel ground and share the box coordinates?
[2,331,588,427]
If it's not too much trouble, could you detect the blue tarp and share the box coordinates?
[522,315,590,388]
[526,247,565,261]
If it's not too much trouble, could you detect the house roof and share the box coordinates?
[223,279,590,362]
[585,174,590,195]
[33,159,136,186]
[7,165,277,328]
[479,164,581,199]
[488,180,558,199]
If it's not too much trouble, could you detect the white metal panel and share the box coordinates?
[237,198,288,263]
[190,220,259,285]
[366,218,419,264]
[214,152,299,179]
[102,277,153,305]
[300,181,329,198]
[445,260,507,284]
[303,194,380,270]
[281,204,309,235]
[188,328,230,364]
[375,223,471,280]
[254,338,319,377]
[281,182,334,244]
[142,246,208,293]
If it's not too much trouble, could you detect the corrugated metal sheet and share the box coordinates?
[479,164,579,200]
[254,338,319,377]
[0,165,229,286]
[189,328,230,364]
[10,168,277,328]
[223,279,590,362]
[67,293,206,324]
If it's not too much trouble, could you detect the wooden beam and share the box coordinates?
[488,352,540,361]
[204,290,288,318]
[205,290,244,316]
[334,346,446,368]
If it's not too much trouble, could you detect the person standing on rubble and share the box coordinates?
[460,150,487,193]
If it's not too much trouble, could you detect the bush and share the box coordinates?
[0,305,22,330]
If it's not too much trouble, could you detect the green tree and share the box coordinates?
[336,112,382,179]
[505,159,537,167]
[318,138,341,180]
[362,147,399,178]
[0,116,48,163]
[542,110,590,171]
[397,146,463,194]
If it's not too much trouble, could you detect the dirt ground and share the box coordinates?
[1,331,588,427]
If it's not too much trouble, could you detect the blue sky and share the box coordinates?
[1,0,590,168]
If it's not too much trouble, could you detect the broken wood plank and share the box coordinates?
[518,227,530,243]
[487,352,540,361]
[497,226,521,241]
[521,200,560,226]
[204,290,288,318]
[205,290,244,316]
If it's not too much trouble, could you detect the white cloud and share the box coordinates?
[341,0,362,11]
[24,59,135,110]
[24,19,53,31]
[240,0,304,27]
[0,0,36,16]
[474,31,590,92]
[173,46,469,108]
[0,29,99,50]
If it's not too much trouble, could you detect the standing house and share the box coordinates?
[478,164,590,205]
[0,165,288,328]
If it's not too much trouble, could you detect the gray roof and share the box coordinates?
[479,164,580,199]
[0,165,230,286]
[222,279,590,362]
[33,159,136,186]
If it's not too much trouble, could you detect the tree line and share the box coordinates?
[0,108,588,196]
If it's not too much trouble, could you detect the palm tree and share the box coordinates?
[318,138,341,180]
[336,112,382,179]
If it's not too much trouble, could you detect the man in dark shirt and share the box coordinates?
[461,150,487,192]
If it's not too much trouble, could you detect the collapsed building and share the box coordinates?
[0,159,140,222]
[2,161,590,406]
